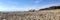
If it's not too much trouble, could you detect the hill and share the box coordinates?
[39,6,60,11]
[0,6,60,20]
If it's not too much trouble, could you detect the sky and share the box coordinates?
[0,0,60,11]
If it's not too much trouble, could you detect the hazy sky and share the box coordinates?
[0,0,60,11]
